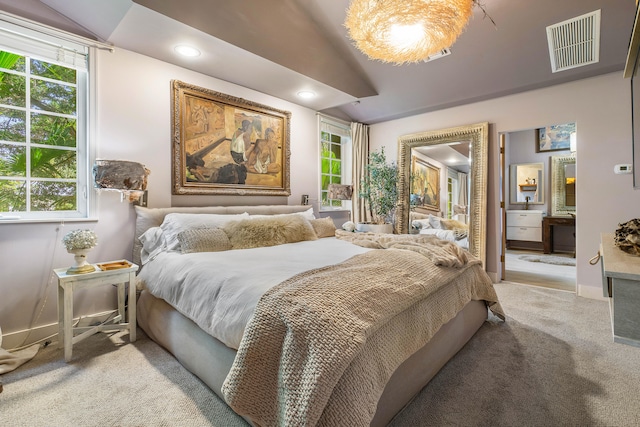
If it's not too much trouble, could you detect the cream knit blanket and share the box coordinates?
[222,236,504,427]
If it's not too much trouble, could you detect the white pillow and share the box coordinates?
[249,208,315,221]
[160,212,249,251]
[411,219,432,230]
[139,227,166,265]
[428,214,443,229]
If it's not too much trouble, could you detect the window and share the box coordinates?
[319,115,351,210]
[0,18,92,221]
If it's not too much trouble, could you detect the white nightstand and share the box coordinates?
[54,260,139,362]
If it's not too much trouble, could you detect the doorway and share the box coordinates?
[500,129,576,292]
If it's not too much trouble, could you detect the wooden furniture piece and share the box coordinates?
[506,210,543,243]
[542,216,575,254]
[55,261,139,362]
[600,233,640,347]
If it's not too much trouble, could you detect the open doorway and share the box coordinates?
[500,128,576,292]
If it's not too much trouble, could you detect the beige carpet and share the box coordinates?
[1,282,640,426]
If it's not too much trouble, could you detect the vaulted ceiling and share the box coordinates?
[3,0,636,124]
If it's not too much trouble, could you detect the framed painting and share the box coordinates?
[171,80,291,196]
[410,156,440,212]
[536,122,576,153]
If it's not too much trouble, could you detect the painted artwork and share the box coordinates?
[411,156,440,212]
[537,122,576,153]
[171,80,291,196]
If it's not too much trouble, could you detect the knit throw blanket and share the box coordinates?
[222,235,504,427]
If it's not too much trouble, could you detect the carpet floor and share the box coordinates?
[1,282,639,426]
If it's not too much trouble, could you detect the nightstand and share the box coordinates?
[54,261,139,362]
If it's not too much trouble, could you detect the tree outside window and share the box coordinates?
[0,50,80,213]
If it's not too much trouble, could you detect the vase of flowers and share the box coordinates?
[62,229,98,274]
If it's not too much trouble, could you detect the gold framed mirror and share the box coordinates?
[397,122,489,266]
[551,155,576,216]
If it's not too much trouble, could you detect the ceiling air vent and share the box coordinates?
[546,10,601,73]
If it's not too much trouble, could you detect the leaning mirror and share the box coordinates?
[551,155,576,216]
[509,162,544,206]
[397,122,489,266]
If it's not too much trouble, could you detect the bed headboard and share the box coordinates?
[133,205,314,266]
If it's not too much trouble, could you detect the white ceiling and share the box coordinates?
[3,0,636,124]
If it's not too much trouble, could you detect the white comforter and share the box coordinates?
[136,238,369,350]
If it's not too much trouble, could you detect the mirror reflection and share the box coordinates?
[397,123,489,266]
[510,162,544,206]
[551,155,576,216]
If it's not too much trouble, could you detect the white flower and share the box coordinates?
[62,229,98,251]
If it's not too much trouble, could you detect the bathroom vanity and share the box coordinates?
[506,210,544,244]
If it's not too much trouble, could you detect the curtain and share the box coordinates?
[457,171,468,223]
[458,172,468,207]
[351,122,370,224]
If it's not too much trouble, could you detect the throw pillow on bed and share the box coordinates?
[160,212,249,251]
[308,217,337,238]
[440,218,468,231]
[178,228,232,253]
[223,214,318,249]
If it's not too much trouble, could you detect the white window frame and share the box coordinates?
[318,114,352,212]
[0,14,98,222]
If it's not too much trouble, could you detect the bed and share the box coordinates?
[133,205,503,426]
[411,213,470,250]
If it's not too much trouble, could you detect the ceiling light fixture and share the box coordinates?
[344,0,476,64]
[297,90,316,99]
[174,45,201,57]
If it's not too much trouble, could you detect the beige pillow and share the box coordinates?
[223,214,318,250]
[309,217,337,238]
[440,218,468,231]
[178,228,232,253]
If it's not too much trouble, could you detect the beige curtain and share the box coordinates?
[351,122,370,224]
[458,172,468,207]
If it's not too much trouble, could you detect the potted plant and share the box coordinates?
[357,147,399,233]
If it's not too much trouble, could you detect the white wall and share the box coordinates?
[0,47,319,348]
[369,72,638,299]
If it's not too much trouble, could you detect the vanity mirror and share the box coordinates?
[509,162,544,205]
[397,122,489,266]
[551,155,576,216]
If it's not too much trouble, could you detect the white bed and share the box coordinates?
[412,213,469,249]
[134,205,503,426]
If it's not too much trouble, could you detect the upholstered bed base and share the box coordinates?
[137,290,487,426]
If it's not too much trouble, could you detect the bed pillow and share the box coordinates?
[411,219,432,230]
[139,226,166,265]
[309,217,337,238]
[249,207,315,221]
[178,228,232,254]
[223,214,318,249]
[428,214,443,229]
[440,218,469,231]
[160,212,249,251]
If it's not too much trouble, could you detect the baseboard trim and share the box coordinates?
[577,284,608,301]
[1,310,117,350]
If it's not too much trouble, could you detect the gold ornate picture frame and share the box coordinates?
[171,80,291,196]
[411,156,440,212]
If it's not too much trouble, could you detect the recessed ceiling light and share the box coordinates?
[174,45,201,57]
[297,90,316,99]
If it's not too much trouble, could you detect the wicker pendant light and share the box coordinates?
[345,0,474,64]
